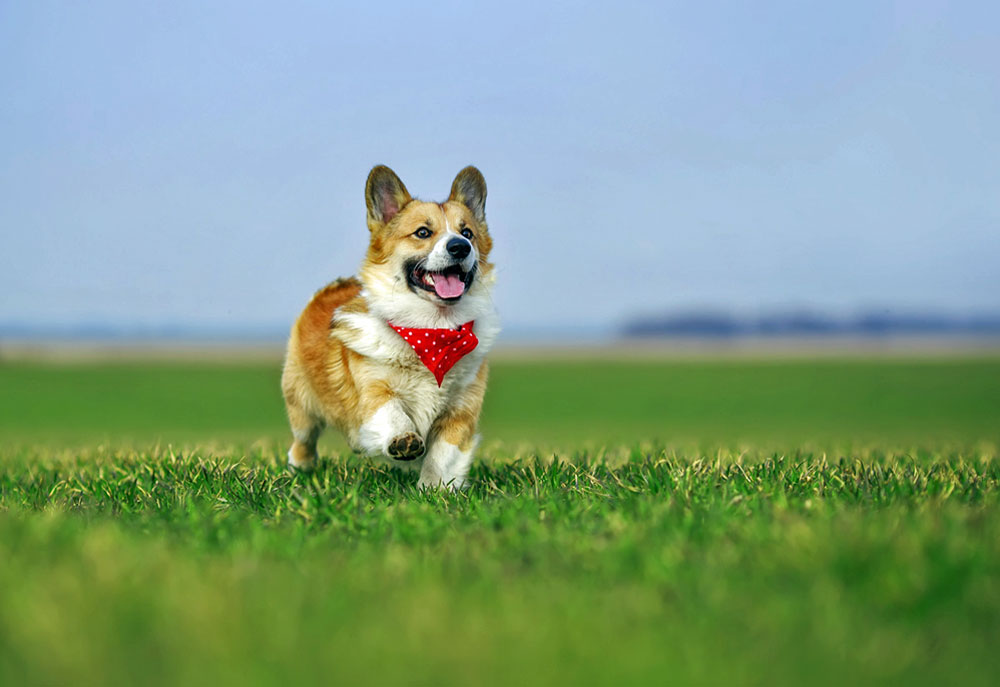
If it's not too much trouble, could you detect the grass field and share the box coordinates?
[1,355,999,686]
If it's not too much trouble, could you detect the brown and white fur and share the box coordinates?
[280,165,499,489]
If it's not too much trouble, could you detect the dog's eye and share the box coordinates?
[414,227,432,239]
[460,227,474,240]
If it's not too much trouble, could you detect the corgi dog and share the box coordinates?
[280,165,499,489]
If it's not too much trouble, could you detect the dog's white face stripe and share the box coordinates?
[423,210,476,273]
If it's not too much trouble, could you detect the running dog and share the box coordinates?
[280,165,499,489]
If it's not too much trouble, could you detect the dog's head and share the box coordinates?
[359,165,495,326]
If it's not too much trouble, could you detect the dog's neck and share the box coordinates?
[359,272,495,331]
[335,279,501,363]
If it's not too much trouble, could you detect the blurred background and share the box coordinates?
[2,1,999,349]
[4,8,1000,686]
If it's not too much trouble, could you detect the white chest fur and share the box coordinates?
[332,305,499,437]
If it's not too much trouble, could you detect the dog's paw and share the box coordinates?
[387,433,425,461]
[287,446,316,472]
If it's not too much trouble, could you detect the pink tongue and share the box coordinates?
[432,273,466,299]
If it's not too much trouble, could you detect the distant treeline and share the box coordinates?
[623,311,1000,338]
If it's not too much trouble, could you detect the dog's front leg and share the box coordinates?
[420,363,488,490]
[357,398,425,462]
[419,434,478,490]
[419,408,481,490]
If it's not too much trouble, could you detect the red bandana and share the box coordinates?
[389,321,479,386]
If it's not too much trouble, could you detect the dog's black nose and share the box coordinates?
[446,237,471,259]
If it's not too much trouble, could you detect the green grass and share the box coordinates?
[1,356,999,686]
[3,357,999,445]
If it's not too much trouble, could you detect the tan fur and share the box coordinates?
[360,200,494,290]
[432,362,489,451]
[280,166,497,486]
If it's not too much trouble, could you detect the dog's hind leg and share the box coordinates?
[283,385,324,471]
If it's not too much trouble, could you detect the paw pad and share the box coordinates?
[387,433,425,461]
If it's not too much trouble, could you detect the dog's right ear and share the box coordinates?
[365,165,412,231]
[449,166,487,223]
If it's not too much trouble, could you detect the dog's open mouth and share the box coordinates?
[407,262,476,301]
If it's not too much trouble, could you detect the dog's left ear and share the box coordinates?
[366,165,413,230]
[448,166,487,223]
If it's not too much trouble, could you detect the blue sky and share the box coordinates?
[2,1,998,335]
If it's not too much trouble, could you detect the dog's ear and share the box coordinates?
[448,166,487,223]
[366,165,412,230]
